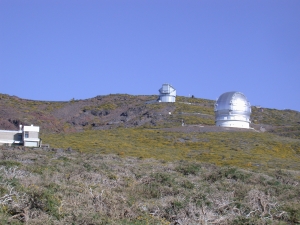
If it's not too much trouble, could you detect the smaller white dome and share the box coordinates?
[159,84,176,102]
[215,92,251,128]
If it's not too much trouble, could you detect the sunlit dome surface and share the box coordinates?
[158,84,176,102]
[215,92,251,128]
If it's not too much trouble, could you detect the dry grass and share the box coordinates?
[0,148,299,224]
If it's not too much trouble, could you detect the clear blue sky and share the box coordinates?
[1,0,299,111]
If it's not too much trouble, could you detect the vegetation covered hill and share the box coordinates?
[1,93,300,134]
[0,93,300,224]
[43,128,300,171]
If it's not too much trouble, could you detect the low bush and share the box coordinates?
[175,162,201,175]
[0,161,22,168]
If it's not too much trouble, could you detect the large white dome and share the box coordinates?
[214,92,251,128]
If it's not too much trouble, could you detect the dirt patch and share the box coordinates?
[161,125,258,133]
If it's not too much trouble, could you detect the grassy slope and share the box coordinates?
[252,107,300,126]
[1,92,300,172]
[42,128,300,171]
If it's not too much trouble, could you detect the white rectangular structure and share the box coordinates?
[0,130,23,145]
[23,125,40,147]
[23,125,40,132]
[0,125,40,147]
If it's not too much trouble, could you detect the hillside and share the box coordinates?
[1,93,300,170]
[1,93,300,135]
[1,94,215,133]
[0,93,300,224]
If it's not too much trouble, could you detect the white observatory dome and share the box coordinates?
[214,92,251,128]
[159,84,176,102]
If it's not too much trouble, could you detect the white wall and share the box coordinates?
[216,120,250,128]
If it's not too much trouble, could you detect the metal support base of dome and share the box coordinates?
[216,120,250,129]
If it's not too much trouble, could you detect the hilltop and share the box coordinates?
[1,93,299,136]
[0,93,300,224]
[0,94,214,133]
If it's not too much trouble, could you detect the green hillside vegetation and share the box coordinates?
[175,96,215,124]
[251,107,300,139]
[42,128,300,171]
[1,93,300,134]
[251,107,300,126]
[270,126,300,140]
[0,94,66,114]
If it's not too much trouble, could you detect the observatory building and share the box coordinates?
[214,92,251,128]
[159,84,176,102]
[0,125,41,147]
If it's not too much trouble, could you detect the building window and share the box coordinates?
[25,132,29,138]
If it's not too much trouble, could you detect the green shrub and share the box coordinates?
[27,186,61,219]
[175,162,200,175]
[0,161,21,168]
[204,167,251,182]
[181,180,194,189]
[151,172,175,187]
[137,182,161,199]
[282,203,300,223]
